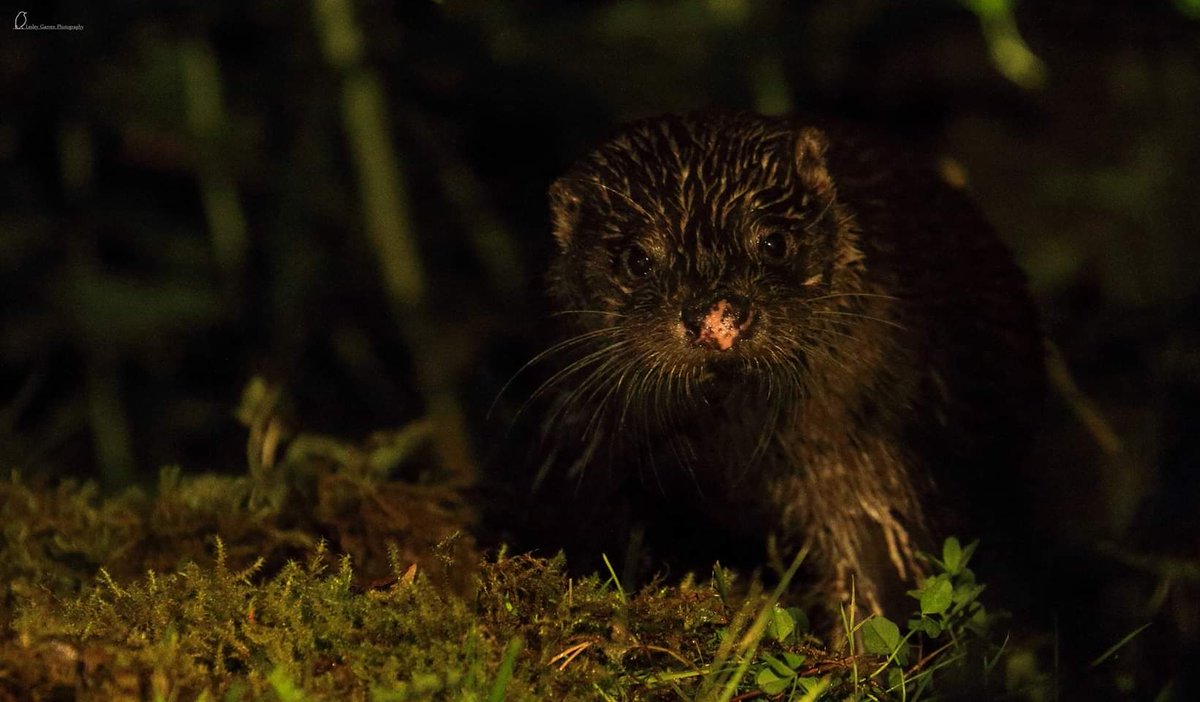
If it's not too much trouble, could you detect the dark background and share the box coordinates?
[2,0,1199,695]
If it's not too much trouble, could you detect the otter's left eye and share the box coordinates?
[622,245,654,278]
[758,232,789,262]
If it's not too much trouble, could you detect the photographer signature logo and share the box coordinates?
[13,10,84,31]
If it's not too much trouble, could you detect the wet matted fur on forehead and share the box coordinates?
[548,112,837,256]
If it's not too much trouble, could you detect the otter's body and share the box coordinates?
[513,111,1043,614]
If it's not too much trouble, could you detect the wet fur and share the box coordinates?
[512,111,1044,617]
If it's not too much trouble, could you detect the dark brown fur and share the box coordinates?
[514,111,1044,615]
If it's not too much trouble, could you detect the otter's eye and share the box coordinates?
[622,246,654,278]
[758,232,789,262]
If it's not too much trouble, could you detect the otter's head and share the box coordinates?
[544,112,866,413]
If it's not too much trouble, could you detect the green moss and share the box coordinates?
[9,543,480,699]
[1,416,1013,700]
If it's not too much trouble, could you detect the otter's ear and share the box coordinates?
[548,178,583,252]
[794,127,836,198]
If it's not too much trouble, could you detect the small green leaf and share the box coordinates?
[960,539,980,569]
[920,576,954,615]
[767,605,795,643]
[943,537,963,574]
[762,653,795,677]
[968,606,990,634]
[756,667,791,695]
[918,618,943,638]
[782,651,806,668]
[952,583,986,607]
[861,615,901,656]
[785,606,810,634]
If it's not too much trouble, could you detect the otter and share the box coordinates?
[506,111,1044,616]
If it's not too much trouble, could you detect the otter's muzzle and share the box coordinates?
[682,295,753,351]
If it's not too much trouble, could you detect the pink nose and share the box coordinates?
[683,296,753,351]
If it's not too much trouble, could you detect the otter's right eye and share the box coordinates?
[758,231,790,262]
[622,246,654,278]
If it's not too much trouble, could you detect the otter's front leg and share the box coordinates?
[780,452,928,619]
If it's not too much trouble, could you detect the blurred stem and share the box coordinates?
[180,39,248,287]
[1046,342,1123,456]
[314,0,474,479]
[86,359,134,488]
[340,72,426,305]
[960,0,1048,90]
[57,119,132,485]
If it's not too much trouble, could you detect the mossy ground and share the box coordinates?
[0,444,724,700]
[0,402,1024,702]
